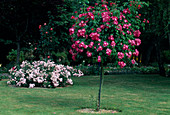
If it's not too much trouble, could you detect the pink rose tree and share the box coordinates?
[69,0,148,111]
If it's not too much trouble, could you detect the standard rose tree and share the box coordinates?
[69,0,149,111]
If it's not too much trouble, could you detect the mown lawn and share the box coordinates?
[0,74,170,115]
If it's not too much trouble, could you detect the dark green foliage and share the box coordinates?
[6,48,35,63]
[75,64,100,75]
[52,51,70,65]
[75,65,159,75]
[162,50,170,63]
[0,0,51,65]
[35,0,78,63]
[0,67,7,73]
[7,49,25,62]
[139,0,169,76]
[0,74,9,81]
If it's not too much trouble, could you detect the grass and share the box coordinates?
[0,74,170,115]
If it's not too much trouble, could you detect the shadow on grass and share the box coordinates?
[16,94,88,108]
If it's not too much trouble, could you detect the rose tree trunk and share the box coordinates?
[96,62,104,111]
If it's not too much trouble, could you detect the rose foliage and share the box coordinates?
[69,0,149,68]
[7,60,83,88]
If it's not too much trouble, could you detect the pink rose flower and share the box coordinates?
[97,56,101,62]
[79,42,85,48]
[108,35,114,41]
[133,49,139,56]
[131,59,135,64]
[125,51,132,58]
[97,28,101,32]
[103,41,108,47]
[97,46,103,52]
[84,45,88,49]
[89,42,94,48]
[118,61,126,68]
[71,44,76,49]
[111,41,116,47]
[135,38,141,46]
[133,30,141,37]
[117,52,124,59]
[123,44,129,50]
[86,51,92,57]
[106,48,112,56]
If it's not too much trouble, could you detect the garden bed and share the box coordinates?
[77,108,119,114]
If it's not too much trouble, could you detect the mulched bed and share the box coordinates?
[77,108,119,114]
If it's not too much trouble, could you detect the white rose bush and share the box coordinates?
[7,60,83,88]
